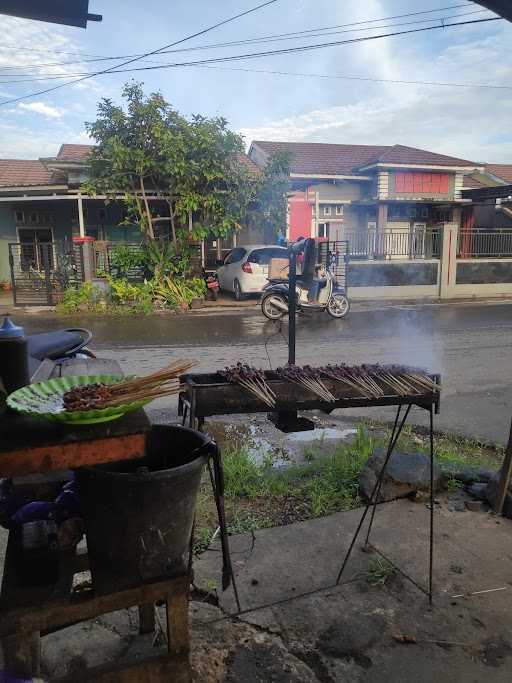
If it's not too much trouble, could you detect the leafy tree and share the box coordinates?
[249,150,290,241]
[83,82,254,248]
[84,82,175,239]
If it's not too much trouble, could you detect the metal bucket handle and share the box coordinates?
[189,438,241,610]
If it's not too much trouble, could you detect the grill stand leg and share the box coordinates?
[336,404,410,585]
[183,406,240,612]
[364,405,411,547]
[336,402,436,605]
[207,457,242,614]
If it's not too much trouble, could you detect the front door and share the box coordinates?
[17,228,53,271]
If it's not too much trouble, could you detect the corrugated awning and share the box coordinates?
[0,0,102,28]
[473,2,512,22]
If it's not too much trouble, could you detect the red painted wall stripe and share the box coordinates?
[288,193,312,241]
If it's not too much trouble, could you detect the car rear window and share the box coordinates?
[224,248,246,264]
[248,248,287,265]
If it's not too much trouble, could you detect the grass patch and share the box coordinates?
[391,426,504,470]
[193,421,502,555]
[365,557,396,587]
[194,425,375,552]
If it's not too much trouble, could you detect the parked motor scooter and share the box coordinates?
[27,328,95,379]
[260,238,350,320]
[203,268,220,301]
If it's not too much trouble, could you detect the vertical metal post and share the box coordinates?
[77,194,85,238]
[43,243,53,306]
[288,249,296,365]
[8,246,16,307]
[429,404,435,606]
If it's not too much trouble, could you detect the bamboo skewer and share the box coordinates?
[62,360,195,412]
[276,366,336,403]
[220,364,276,408]
[108,361,196,396]
[319,364,440,400]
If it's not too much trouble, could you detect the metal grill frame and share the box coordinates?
[179,371,440,611]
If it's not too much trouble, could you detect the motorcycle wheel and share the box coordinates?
[327,293,350,319]
[261,293,287,320]
[78,347,96,358]
[211,288,218,301]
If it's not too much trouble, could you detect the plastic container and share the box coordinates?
[0,314,30,395]
[75,424,211,590]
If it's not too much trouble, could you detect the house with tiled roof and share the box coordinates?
[461,164,512,230]
[0,144,143,284]
[1,138,510,297]
[249,141,485,241]
[0,144,261,284]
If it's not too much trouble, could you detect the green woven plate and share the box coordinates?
[7,375,149,425]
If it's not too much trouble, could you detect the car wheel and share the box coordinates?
[234,279,245,301]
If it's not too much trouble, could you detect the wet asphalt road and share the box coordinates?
[20,301,512,444]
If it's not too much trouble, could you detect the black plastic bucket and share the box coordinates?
[75,424,211,590]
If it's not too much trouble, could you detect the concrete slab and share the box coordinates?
[192,498,512,681]
[31,498,512,681]
[195,498,512,613]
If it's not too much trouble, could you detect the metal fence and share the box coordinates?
[316,240,349,291]
[457,229,512,258]
[94,240,203,280]
[344,227,441,260]
[8,241,85,306]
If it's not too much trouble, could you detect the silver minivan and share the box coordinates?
[217,245,288,300]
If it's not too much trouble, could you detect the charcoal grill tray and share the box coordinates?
[179,372,441,418]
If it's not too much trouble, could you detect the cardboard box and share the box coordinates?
[268,257,290,280]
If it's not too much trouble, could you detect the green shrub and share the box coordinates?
[58,282,98,313]
[107,276,153,312]
[109,245,146,278]
[58,274,205,314]
[150,276,206,310]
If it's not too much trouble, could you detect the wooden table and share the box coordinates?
[0,358,191,682]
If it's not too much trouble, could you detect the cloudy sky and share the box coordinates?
[0,1,511,162]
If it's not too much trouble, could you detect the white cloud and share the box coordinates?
[18,101,62,118]
[0,16,86,80]
[239,23,512,163]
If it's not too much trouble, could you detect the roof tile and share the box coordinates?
[0,159,55,187]
[56,143,94,161]
[485,164,512,184]
[251,141,479,174]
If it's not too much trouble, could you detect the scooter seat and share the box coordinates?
[27,330,85,361]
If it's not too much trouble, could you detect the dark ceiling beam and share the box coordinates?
[0,0,102,28]
[462,184,512,201]
[473,1,512,22]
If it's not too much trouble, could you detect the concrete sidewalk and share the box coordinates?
[39,498,512,681]
[191,496,512,681]
[3,289,512,318]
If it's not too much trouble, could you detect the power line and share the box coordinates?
[0,16,501,101]
[0,3,476,69]
[0,0,280,106]
[0,7,488,74]
[0,15,501,85]
[0,15,500,90]
[0,3,474,57]
[191,63,512,91]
